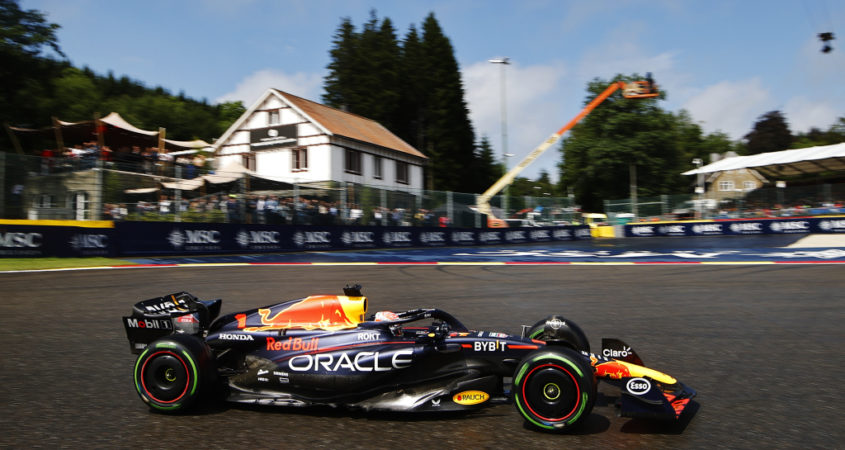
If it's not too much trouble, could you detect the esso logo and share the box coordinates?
[626,377,651,395]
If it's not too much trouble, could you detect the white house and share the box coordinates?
[213,89,427,191]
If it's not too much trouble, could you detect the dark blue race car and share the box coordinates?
[123,285,696,431]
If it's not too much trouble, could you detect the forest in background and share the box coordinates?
[2,1,843,203]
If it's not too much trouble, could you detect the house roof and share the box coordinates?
[271,89,427,160]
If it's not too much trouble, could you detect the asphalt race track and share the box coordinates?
[1,257,843,447]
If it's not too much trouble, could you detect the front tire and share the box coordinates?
[512,348,596,431]
[526,315,590,353]
[133,334,213,412]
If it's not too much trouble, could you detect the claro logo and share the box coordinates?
[0,232,42,248]
[452,390,489,405]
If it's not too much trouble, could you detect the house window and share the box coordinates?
[743,181,755,190]
[242,153,256,171]
[292,148,308,171]
[373,156,383,179]
[268,110,280,125]
[718,180,735,192]
[395,161,409,184]
[345,149,362,175]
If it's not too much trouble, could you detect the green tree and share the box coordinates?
[558,75,683,211]
[744,110,792,155]
[470,135,500,190]
[419,13,476,192]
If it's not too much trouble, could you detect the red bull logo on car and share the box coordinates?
[244,295,367,331]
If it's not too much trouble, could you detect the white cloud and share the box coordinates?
[215,69,323,105]
[463,60,568,179]
[783,97,838,134]
[682,78,773,140]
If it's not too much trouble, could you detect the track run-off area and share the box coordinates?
[1,234,843,448]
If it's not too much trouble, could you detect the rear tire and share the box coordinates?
[512,348,596,431]
[134,334,214,412]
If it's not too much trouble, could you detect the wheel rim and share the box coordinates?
[522,364,580,422]
[140,351,191,404]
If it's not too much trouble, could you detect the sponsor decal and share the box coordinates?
[477,231,501,243]
[626,377,652,395]
[287,349,413,372]
[265,336,319,352]
[257,369,269,375]
[419,231,446,245]
[658,225,686,235]
[357,332,380,341]
[125,317,172,329]
[691,224,722,235]
[452,390,489,405]
[236,230,281,249]
[382,231,412,246]
[69,234,108,250]
[575,228,592,239]
[770,221,810,233]
[219,333,255,341]
[529,230,551,241]
[504,230,526,242]
[0,232,42,248]
[546,318,564,330]
[257,377,270,382]
[341,231,375,245]
[487,332,508,338]
[450,231,475,244]
[142,297,189,314]
[431,398,441,407]
[630,226,654,237]
[293,231,331,248]
[603,345,632,358]
[168,229,221,250]
[819,219,845,232]
[729,222,763,234]
[553,229,572,240]
[473,341,505,352]
[176,314,199,323]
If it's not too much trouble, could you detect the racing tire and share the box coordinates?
[133,334,214,412]
[526,315,590,353]
[512,348,596,431]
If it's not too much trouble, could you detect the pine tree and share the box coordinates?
[419,13,476,192]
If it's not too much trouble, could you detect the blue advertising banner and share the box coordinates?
[0,224,117,258]
[623,217,845,238]
[113,222,591,256]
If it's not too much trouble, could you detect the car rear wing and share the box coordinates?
[122,292,221,354]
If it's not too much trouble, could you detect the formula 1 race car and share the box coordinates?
[122,285,696,431]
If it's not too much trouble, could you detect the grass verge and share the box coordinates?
[0,257,137,271]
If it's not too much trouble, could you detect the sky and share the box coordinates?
[22,0,845,182]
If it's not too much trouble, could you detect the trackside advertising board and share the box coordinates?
[0,222,591,257]
[113,223,592,256]
[0,224,117,257]
[623,217,845,238]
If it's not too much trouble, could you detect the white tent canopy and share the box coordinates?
[683,142,845,178]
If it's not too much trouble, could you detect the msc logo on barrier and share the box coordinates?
[168,229,221,249]
[0,232,42,248]
[236,230,281,248]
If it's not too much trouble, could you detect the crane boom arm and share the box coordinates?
[476,81,627,216]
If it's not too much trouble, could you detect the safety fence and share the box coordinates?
[0,221,591,258]
[3,153,844,226]
[0,153,578,227]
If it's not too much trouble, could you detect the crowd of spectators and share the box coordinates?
[38,143,207,178]
[121,193,448,227]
